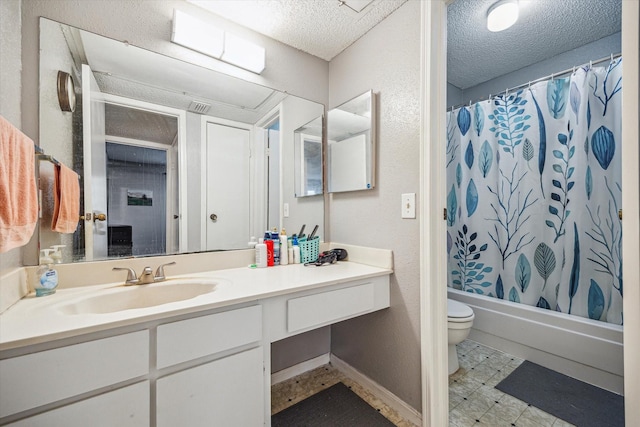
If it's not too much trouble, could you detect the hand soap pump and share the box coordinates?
[50,245,66,264]
[34,249,59,296]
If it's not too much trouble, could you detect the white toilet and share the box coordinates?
[447,298,475,375]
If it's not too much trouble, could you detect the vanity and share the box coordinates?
[0,247,392,426]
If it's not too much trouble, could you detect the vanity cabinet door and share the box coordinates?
[6,381,149,427]
[156,346,264,427]
[0,330,149,418]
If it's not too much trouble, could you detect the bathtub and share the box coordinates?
[448,288,624,394]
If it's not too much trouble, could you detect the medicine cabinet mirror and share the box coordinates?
[327,90,376,193]
[37,18,325,264]
[294,115,324,197]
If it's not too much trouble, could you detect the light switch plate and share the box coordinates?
[402,193,416,219]
[283,203,290,218]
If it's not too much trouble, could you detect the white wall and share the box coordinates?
[328,1,422,411]
[0,0,24,275]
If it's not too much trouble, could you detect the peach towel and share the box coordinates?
[52,163,80,233]
[0,116,38,253]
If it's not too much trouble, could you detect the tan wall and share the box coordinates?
[328,1,422,411]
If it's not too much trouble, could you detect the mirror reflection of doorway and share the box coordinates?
[106,142,168,257]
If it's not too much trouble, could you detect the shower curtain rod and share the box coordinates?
[450,52,622,111]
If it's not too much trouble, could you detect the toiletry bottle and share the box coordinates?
[255,238,267,268]
[271,227,280,266]
[34,249,58,296]
[50,245,65,264]
[279,229,288,265]
[292,235,301,264]
[265,231,274,266]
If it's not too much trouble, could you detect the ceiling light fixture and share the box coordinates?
[171,9,266,74]
[487,0,519,32]
[171,9,224,58]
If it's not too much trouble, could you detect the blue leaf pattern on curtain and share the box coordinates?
[478,140,493,178]
[465,141,474,169]
[457,106,471,136]
[474,103,485,137]
[547,78,570,119]
[570,81,581,124]
[531,91,547,198]
[588,279,605,320]
[496,275,504,299]
[466,179,479,217]
[591,125,615,170]
[446,58,623,325]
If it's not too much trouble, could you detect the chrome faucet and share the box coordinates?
[113,262,177,285]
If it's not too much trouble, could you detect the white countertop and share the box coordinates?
[0,262,391,351]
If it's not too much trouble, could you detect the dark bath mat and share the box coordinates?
[496,360,624,427]
[272,382,395,427]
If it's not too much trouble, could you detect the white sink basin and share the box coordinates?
[59,278,219,315]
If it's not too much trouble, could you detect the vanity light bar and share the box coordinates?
[171,9,224,59]
[171,9,266,74]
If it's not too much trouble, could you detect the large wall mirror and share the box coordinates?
[37,18,325,264]
[327,90,376,193]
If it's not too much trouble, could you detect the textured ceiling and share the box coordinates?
[448,0,622,89]
[187,0,407,61]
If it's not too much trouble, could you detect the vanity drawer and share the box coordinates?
[0,330,149,418]
[287,282,376,333]
[156,304,262,369]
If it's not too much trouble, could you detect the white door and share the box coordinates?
[205,122,250,250]
[81,64,108,261]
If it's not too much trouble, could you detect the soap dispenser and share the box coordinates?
[50,245,66,264]
[34,249,59,296]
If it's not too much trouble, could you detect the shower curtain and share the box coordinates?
[446,58,623,325]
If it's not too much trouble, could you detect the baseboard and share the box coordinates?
[271,353,331,385]
[330,354,422,426]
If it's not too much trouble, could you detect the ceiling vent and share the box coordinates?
[188,100,212,115]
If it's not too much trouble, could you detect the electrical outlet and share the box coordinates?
[402,193,415,219]
[283,203,290,218]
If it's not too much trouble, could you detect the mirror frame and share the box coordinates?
[327,90,376,193]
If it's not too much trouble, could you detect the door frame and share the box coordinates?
[101,93,188,253]
[255,106,283,233]
[419,1,640,426]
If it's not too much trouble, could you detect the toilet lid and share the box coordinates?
[447,299,473,318]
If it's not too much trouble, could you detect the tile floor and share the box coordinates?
[271,340,577,427]
[449,340,576,427]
